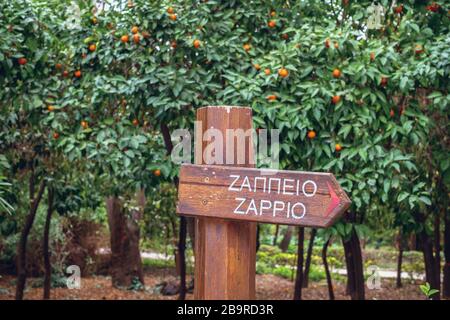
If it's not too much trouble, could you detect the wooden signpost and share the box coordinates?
[176,106,350,300]
[178,164,350,228]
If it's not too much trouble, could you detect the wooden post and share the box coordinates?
[194,106,256,300]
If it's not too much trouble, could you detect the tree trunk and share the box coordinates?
[160,122,187,299]
[434,213,441,297]
[15,179,46,300]
[396,246,403,289]
[279,226,294,252]
[396,229,403,289]
[342,228,365,300]
[419,228,440,300]
[322,237,334,300]
[178,216,187,300]
[273,225,279,246]
[293,227,305,300]
[343,235,354,296]
[43,187,54,299]
[444,211,450,298]
[256,224,261,252]
[106,196,144,288]
[303,228,317,288]
[186,217,195,256]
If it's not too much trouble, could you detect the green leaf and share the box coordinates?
[419,196,431,206]
[427,289,439,297]
[104,118,114,125]
[397,192,409,202]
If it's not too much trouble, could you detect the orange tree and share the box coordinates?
[0,0,169,297]
[0,0,64,299]
[125,0,446,299]
[1,0,449,300]
[61,0,448,299]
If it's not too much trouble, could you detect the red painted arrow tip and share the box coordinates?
[325,182,340,218]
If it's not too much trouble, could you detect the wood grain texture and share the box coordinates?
[177,164,351,228]
[191,106,256,300]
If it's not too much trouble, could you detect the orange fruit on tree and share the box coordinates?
[18,57,27,65]
[281,33,288,40]
[268,20,276,28]
[415,44,423,55]
[53,132,59,139]
[426,3,440,12]
[380,77,388,86]
[334,42,339,49]
[270,10,276,17]
[89,44,96,52]
[153,169,161,177]
[193,39,201,48]
[131,26,139,34]
[264,68,271,75]
[167,7,174,14]
[390,109,395,117]
[370,52,375,61]
[331,95,341,104]
[74,70,82,78]
[394,4,403,14]
[253,63,261,70]
[47,105,55,112]
[81,121,88,129]
[92,17,98,24]
[307,130,316,139]
[171,40,177,49]
[335,144,342,152]
[332,68,341,78]
[132,119,139,126]
[133,34,140,44]
[121,34,129,43]
[62,70,69,77]
[243,43,251,51]
[55,63,62,70]
[169,14,177,21]
[278,68,289,78]
[324,38,330,48]
[266,94,277,101]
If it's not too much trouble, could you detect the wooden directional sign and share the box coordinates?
[177,164,351,228]
[177,105,352,300]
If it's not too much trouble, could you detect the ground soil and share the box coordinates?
[0,267,425,300]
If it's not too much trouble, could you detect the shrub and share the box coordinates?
[273,266,294,280]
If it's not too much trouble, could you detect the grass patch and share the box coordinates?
[142,258,175,269]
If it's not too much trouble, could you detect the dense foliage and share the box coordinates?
[0,0,448,300]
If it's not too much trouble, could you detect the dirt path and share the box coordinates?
[0,270,424,300]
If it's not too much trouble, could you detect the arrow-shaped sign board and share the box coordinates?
[177,164,351,228]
